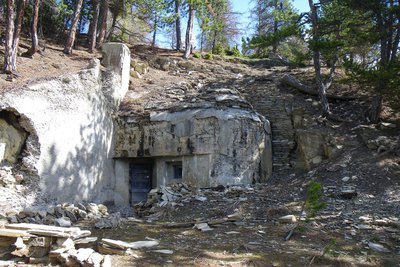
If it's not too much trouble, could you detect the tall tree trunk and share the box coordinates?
[88,0,99,53]
[308,0,330,117]
[272,19,278,53]
[10,0,25,70]
[211,30,217,53]
[4,0,15,73]
[152,13,157,47]
[77,12,84,39]
[200,29,204,52]
[27,0,40,56]
[183,4,194,59]
[367,95,383,123]
[97,0,108,48]
[107,13,117,41]
[64,0,84,54]
[175,0,181,51]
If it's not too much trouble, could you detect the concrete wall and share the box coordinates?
[0,43,131,203]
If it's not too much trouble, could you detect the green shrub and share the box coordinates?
[193,52,202,59]
[212,43,225,56]
[225,46,241,57]
[305,181,326,219]
[205,52,214,60]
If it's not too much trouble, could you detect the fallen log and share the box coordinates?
[280,74,357,100]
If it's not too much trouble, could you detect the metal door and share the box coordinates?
[129,164,152,203]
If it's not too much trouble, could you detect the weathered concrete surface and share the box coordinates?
[115,107,272,195]
[0,118,27,163]
[0,43,131,203]
[101,43,131,107]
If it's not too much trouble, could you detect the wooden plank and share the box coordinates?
[6,223,81,234]
[97,243,126,255]
[0,229,36,238]
[27,230,71,238]
[101,238,159,250]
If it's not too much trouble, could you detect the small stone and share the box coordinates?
[342,176,350,182]
[76,203,86,211]
[379,122,396,129]
[97,204,108,215]
[64,210,78,222]
[57,238,75,250]
[194,223,213,231]
[225,231,240,235]
[195,196,207,202]
[279,215,297,223]
[55,217,72,227]
[130,70,142,79]
[75,248,95,263]
[368,242,390,253]
[86,203,99,215]
[102,255,112,267]
[77,209,88,219]
[14,174,24,184]
[153,249,174,255]
[87,252,103,266]
[340,187,357,199]
[311,156,322,164]
[359,216,372,222]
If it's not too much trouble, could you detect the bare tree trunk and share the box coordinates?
[4,0,15,73]
[88,0,99,53]
[64,0,84,54]
[183,4,194,59]
[11,0,25,69]
[107,13,117,41]
[272,19,278,53]
[175,0,181,51]
[308,0,330,117]
[27,0,40,56]
[212,30,217,52]
[152,13,157,47]
[97,0,108,48]
[367,95,383,123]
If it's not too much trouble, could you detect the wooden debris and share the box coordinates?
[0,223,105,265]
[0,228,36,238]
[280,74,356,100]
[97,243,126,255]
[101,238,159,250]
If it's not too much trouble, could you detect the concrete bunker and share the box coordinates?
[114,108,272,204]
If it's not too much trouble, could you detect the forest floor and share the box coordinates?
[1,40,400,266]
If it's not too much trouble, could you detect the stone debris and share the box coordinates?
[194,223,213,232]
[4,202,124,229]
[368,242,391,253]
[0,223,110,266]
[279,215,297,223]
[341,176,350,182]
[97,238,159,255]
[339,187,357,199]
[0,222,166,265]
[153,249,174,254]
[135,182,259,219]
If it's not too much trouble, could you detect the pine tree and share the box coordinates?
[64,0,85,54]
